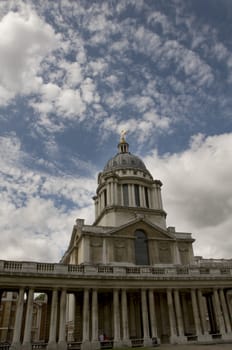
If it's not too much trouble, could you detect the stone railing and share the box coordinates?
[1,260,232,279]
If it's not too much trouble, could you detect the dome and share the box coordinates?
[103,152,148,173]
[103,135,150,175]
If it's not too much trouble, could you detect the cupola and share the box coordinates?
[93,133,167,229]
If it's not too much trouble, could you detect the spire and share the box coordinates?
[118,130,129,153]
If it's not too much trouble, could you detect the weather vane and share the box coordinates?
[120,129,127,142]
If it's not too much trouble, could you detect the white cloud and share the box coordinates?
[0,7,59,104]
[144,133,232,259]
[0,134,96,262]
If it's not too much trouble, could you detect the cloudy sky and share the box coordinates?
[0,0,232,262]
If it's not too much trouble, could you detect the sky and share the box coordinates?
[0,0,232,262]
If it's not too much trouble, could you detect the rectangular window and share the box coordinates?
[134,184,140,207]
[103,189,107,207]
[144,187,149,208]
[123,184,129,206]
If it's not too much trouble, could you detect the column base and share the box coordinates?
[57,341,67,350]
[170,335,187,344]
[90,341,100,350]
[222,333,232,341]
[143,338,153,347]
[10,343,22,350]
[113,340,123,348]
[151,337,160,346]
[197,334,212,342]
[21,343,32,350]
[81,341,92,350]
[47,342,58,350]
[121,339,131,347]
[177,336,187,344]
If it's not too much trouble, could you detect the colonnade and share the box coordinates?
[95,179,163,217]
[1,287,232,349]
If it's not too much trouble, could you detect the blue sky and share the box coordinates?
[0,0,232,262]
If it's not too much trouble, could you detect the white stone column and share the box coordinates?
[191,289,202,336]
[213,289,225,334]
[150,187,155,209]
[22,289,34,350]
[139,186,144,207]
[173,290,186,342]
[10,288,25,350]
[113,289,121,346]
[197,290,209,337]
[157,185,163,209]
[167,289,177,343]
[148,291,155,328]
[82,289,90,344]
[148,290,159,343]
[128,184,133,206]
[107,183,111,206]
[121,289,130,346]
[92,289,99,344]
[219,289,232,335]
[111,181,115,205]
[114,182,118,205]
[48,289,58,350]
[141,290,152,346]
[58,289,67,350]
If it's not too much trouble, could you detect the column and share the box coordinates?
[219,289,232,336]
[141,290,152,346]
[128,184,133,206]
[150,187,155,209]
[167,289,177,343]
[82,289,90,344]
[191,289,201,336]
[174,289,185,341]
[111,181,115,205]
[92,289,99,343]
[121,289,130,346]
[139,186,144,207]
[58,289,67,350]
[22,289,34,350]
[113,289,121,345]
[107,183,111,206]
[148,291,158,339]
[114,182,118,205]
[213,288,225,334]
[148,290,159,344]
[48,289,58,350]
[197,290,209,336]
[10,288,25,350]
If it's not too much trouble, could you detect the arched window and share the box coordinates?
[134,230,149,265]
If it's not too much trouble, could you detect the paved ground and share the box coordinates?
[158,344,232,350]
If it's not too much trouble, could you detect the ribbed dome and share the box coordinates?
[103,152,148,173]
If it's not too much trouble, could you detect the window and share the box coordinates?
[134,230,149,265]
[103,189,107,207]
[134,184,140,207]
[144,187,149,208]
[123,184,129,206]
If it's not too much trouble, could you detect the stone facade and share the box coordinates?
[1,137,232,349]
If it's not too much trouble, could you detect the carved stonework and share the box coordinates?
[158,241,172,263]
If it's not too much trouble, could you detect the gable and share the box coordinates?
[109,219,175,241]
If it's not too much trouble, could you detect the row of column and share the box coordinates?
[167,288,232,343]
[81,288,158,348]
[3,287,232,350]
[95,180,163,216]
[9,288,67,350]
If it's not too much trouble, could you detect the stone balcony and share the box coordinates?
[1,259,232,281]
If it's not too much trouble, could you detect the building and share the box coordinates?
[1,134,232,349]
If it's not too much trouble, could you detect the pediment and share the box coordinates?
[108,217,175,241]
